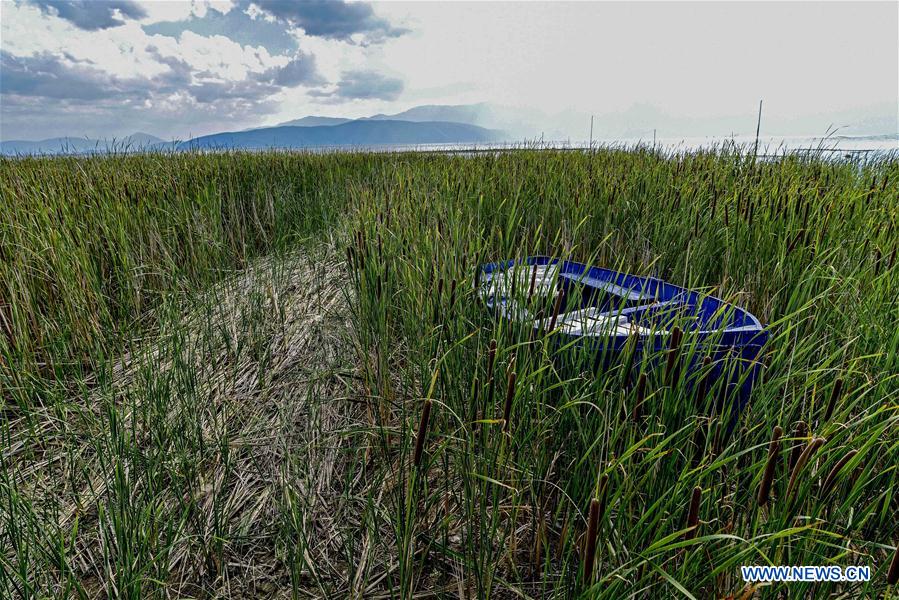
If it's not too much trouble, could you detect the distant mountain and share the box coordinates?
[1,133,163,156]
[366,103,562,140]
[271,103,543,140]
[178,120,502,150]
[9,101,888,155]
[268,105,490,129]
[272,116,352,128]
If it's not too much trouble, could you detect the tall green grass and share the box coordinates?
[1,147,897,598]
[346,147,898,597]
[0,151,362,379]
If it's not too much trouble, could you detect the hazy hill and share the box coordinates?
[1,133,163,156]
[178,119,502,150]
[6,102,891,155]
[272,116,352,128]
[270,103,537,140]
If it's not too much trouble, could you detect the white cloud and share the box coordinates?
[0,1,327,138]
[2,3,167,78]
[244,2,276,23]
[140,0,235,24]
[2,1,287,83]
[148,30,284,80]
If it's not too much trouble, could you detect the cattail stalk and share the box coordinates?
[786,436,825,500]
[823,377,844,423]
[486,339,497,376]
[789,421,807,471]
[757,426,783,506]
[470,377,480,426]
[695,356,712,407]
[632,372,647,422]
[685,486,702,540]
[596,474,609,525]
[530,309,545,343]
[821,449,857,497]
[502,370,516,432]
[448,278,457,311]
[413,399,432,468]
[692,423,707,467]
[527,263,538,302]
[533,513,546,570]
[583,497,601,585]
[547,288,565,332]
[888,542,899,585]
[433,277,444,323]
[664,326,683,385]
[557,516,569,562]
[486,339,497,407]
[620,332,639,389]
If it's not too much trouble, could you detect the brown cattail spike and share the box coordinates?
[632,372,647,422]
[448,278,458,310]
[528,263,538,302]
[823,377,844,423]
[547,289,565,332]
[757,426,784,506]
[669,325,683,350]
[888,542,899,585]
[665,327,683,385]
[821,449,858,497]
[596,474,609,523]
[583,497,601,585]
[502,370,516,432]
[413,399,432,468]
[786,436,826,501]
[685,486,702,539]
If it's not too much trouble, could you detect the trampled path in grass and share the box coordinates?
[3,244,387,597]
[1,148,897,598]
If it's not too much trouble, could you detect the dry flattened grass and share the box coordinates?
[3,244,391,598]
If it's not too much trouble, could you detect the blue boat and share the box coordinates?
[479,256,768,414]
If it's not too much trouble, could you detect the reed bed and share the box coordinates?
[2,146,898,598]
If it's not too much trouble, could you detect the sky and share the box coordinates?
[1,0,897,141]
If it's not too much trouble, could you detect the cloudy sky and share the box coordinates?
[1,0,896,141]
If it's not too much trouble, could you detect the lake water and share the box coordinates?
[374,134,897,157]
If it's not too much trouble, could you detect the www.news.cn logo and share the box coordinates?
[741,565,871,583]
